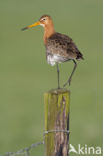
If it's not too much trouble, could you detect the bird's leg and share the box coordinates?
[63,60,77,87]
[56,63,60,89]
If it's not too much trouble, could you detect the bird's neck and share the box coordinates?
[43,22,55,44]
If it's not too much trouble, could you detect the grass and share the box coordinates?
[0,0,103,155]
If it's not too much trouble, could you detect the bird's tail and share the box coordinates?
[76,51,84,60]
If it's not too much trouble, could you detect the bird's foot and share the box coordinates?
[63,78,71,88]
[63,82,68,88]
[68,77,72,86]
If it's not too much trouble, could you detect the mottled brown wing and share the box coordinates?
[46,32,83,60]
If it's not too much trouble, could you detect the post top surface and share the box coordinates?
[45,88,70,95]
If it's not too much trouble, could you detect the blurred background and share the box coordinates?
[0,0,103,155]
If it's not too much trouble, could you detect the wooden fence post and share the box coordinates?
[44,88,70,156]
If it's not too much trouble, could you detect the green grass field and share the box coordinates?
[0,0,103,155]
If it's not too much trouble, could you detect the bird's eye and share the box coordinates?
[43,18,46,21]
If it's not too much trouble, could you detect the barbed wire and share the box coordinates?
[0,141,44,156]
[0,129,69,156]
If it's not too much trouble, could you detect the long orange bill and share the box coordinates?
[21,21,40,31]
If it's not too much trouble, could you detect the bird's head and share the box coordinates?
[39,15,52,27]
[22,15,53,31]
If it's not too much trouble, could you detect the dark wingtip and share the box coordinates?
[21,27,28,31]
[76,51,84,60]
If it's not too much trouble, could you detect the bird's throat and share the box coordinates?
[43,23,55,44]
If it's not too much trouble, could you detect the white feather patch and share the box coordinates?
[40,23,44,27]
[47,54,62,66]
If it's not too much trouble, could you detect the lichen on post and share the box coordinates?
[44,88,70,156]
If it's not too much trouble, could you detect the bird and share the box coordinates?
[22,15,84,88]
